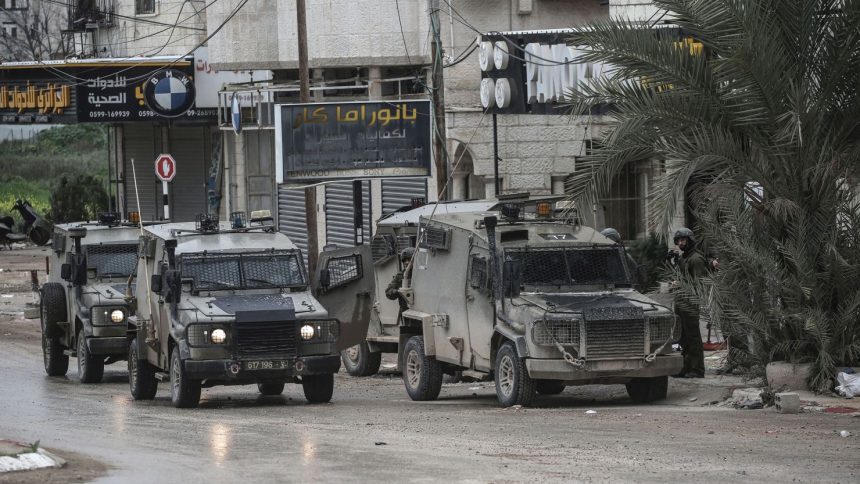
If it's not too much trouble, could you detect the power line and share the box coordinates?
[394,0,412,64]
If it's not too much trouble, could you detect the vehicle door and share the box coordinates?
[312,245,375,351]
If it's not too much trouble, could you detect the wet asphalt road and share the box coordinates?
[0,249,859,483]
[2,322,860,484]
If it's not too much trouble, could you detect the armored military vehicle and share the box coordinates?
[332,196,682,406]
[128,213,367,408]
[40,214,143,383]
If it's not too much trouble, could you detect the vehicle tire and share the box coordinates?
[443,370,463,384]
[402,335,443,401]
[494,341,536,407]
[258,382,285,396]
[170,349,201,408]
[77,330,104,384]
[535,380,566,395]
[40,283,68,377]
[29,225,51,246]
[302,374,334,403]
[625,376,669,403]
[340,342,382,377]
[128,338,157,400]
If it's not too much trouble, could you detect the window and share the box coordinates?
[180,250,306,292]
[2,23,17,39]
[3,0,28,10]
[324,254,362,289]
[135,0,155,15]
[469,255,488,290]
[371,234,396,263]
[601,162,646,240]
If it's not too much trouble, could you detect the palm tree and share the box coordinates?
[563,0,860,391]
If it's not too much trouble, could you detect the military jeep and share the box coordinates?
[335,196,683,406]
[40,215,144,383]
[127,214,366,408]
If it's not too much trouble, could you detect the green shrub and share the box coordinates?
[49,174,109,223]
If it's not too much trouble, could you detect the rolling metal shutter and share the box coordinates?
[168,127,208,222]
[381,178,428,215]
[122,125,158,221]
[277,185,309,260]
[324,181,371,248]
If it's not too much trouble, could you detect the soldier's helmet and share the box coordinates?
[400,247,415,261]
[673,227,696,248]
[600,228,622,244]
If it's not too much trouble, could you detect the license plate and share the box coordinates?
[243,360,291,371]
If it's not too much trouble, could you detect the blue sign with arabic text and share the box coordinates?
[277,100,432,182]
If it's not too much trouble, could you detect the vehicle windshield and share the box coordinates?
[179,250,305,291]
[505,246,632,287]
[85,243,139,278]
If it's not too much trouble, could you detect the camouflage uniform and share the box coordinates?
[385,270,408,312]
[675,248,708,377]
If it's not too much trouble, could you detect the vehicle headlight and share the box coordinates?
[300,324,315,341]
[211,328,227,344]
[110,309,125,323]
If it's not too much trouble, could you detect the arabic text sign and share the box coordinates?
[75,65,216,122]
[276,100,432,182]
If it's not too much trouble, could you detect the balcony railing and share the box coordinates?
[67,0,115,31]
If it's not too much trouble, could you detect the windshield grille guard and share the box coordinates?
[179,249,306,291]
[505,246,633,286]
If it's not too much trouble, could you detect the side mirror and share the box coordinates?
[319,268,331,288]
[150,273,162,294]
[71,254,88,286]
[503,258,523,299]
[60,263,71,281]
[164,269,182,303]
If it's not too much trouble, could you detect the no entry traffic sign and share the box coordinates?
[155,154,177,182]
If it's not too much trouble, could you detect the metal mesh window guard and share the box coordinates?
[506,247,631,286]
[371,234,396,263]
[395,236,414,254]
[85,243,139,277]
[326,255,362,289]
[180,250,305,291]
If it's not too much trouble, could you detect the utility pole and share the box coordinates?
[297,0,319,273]
[430,0,447,199]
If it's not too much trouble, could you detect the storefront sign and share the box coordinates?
[275,100,432,182]
[76,64,215,122]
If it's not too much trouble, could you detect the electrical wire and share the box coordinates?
[443,41,476,68]
[394,0,412,64]
[41,0,206,31]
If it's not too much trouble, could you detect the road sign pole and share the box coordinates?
[162,181,170,220]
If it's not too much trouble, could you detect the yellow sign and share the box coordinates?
[0,83,71,114]
[292,103,418,129]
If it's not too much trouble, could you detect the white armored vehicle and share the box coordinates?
[127,213,367,408]
[40,214,144,382]
[334,196,683,406]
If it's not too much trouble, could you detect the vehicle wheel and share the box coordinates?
[340,342,382,377]
[443,370,463,384]
[128,338,157,400]
[402,335,443,401]
[625,376,669,403]
[40,283,68,377]
[258,382,285,396]
[29,225,51,246]
[170,349,201,408]
[535,380,566,395]
[494,341,536,407]
[302,374,334,403]
[77,330,104,384]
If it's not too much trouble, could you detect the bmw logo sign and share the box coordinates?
[144,69,196,117]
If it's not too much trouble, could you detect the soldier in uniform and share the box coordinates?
[670,227,708,378]
[386,248,414,313]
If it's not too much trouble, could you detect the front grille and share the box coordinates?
[234,321,298,359]
[533,319,580,346]
[584,319,645,358]
[649,316,675,343]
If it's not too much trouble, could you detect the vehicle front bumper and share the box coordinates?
[184,355,341,382]
[86,337,128,356]
[525,354,683,383]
